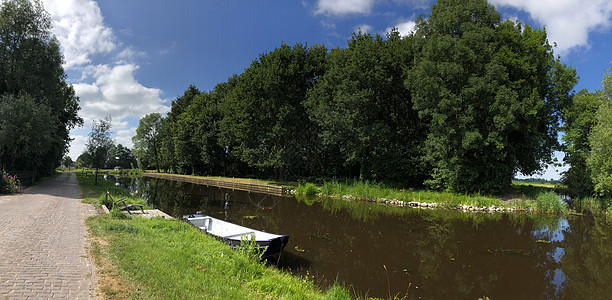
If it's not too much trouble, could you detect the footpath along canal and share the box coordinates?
[109,175,612,299]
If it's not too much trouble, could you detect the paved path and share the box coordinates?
[0,173,98,299]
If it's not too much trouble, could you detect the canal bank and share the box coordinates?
[77,172,349,299]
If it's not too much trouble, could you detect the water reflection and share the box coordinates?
[108,176,612,299]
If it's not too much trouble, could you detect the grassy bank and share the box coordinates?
[77,173,349,299]
[294,180,578,214]
[77,172,149,209]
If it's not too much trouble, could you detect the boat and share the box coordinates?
[183,212,289,263]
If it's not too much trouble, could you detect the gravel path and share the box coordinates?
[0,172,98,299]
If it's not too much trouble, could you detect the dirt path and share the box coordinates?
[0,172,98,299]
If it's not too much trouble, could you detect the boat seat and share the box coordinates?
[113,197,145,215]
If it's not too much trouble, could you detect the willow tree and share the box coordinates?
[408,0,576,193]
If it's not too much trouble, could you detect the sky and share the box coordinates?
[41,0,612,180]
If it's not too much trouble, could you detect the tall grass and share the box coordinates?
[534,191,567,214]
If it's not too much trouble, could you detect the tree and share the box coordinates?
[107,144,136,169]
[0,0,82,177]
[0,94,56,176]
[408,0,576,193]
[306,30,427,185]
[219,43,327,180]
[133,113,162,172]
[86,116,114,184]
[561,90,600,198]
[587,67,612,197]
[62,156,73,170]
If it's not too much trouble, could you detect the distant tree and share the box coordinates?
[62,156,73,170]
[408,0,576,193]
[86,116,114,184]
[561,90,600,198]
[133,113,162,172]
[0,0,82,177]
[75,152,91,169]
[587,67,612,197]
[107,144,136,170]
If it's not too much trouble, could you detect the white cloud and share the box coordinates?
[386,20,416,37]
[43,0,116,68]
[74,64,169,122]
[314,0,375,16]
[490,0,612,54]
[354,24,373,33]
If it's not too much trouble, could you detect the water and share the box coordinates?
[108,176,612,299]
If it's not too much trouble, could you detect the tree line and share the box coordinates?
[134,0,579,195]
[0,0,82,181]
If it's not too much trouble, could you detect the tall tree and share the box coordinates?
[133,113,162,172]
[561,90,600,198]
[587,67,612,198]
[306,30,426,185]
[408,0,576,193]
[86,116,113,184]
[0,0,82,177]
[220,43,327,180]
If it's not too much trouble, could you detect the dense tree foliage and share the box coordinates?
[408,0,575,193]
[0,0,82,178]
[561,90,600,198]
[307,30,426,186]
[587,69,612,197]
[135,0,577,194]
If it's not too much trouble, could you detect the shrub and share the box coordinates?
[535,191,567,214]
[295,183,319,196]
[1,171,21,194]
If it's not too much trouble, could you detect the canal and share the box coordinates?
[108,176,612,299]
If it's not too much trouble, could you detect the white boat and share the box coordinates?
[183,212,289,262]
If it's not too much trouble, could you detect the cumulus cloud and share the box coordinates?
[386,20,416,37]
[43,0,116,68]
[314,0,375,16]
[74,64,169,122]
[490,0,612,53]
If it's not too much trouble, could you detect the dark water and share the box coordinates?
[109,176,612,299]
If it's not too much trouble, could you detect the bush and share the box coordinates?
[1,171,21,194]
[535,191,567,214]
[295,183,319,196]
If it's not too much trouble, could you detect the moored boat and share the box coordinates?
[183,212,289,263]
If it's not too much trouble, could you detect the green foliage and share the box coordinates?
[408,0,576,194]
[561,90,600,198]
[1,170,21,193]
[534,191,567,214]
[0,0,82,178]
[133,113,163,172]
[295,182,319,195]
[85,116,114,184]
[587,69,612,197]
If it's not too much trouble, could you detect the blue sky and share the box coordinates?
[42,0,612,179]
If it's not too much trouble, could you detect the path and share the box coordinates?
[0,172,98,299]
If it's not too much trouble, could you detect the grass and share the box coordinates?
[77,172,349,299]
[298,180,504,209]
[77,172,149,209]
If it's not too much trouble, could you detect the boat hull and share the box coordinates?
[183,213,289,262]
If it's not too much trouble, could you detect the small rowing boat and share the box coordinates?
[183,212,289,263]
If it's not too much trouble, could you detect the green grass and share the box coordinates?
[77,172,349,299]
[87,215,349,299]
[533,191,568,214]
[77,172,149,209]
[308,179,504,209]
